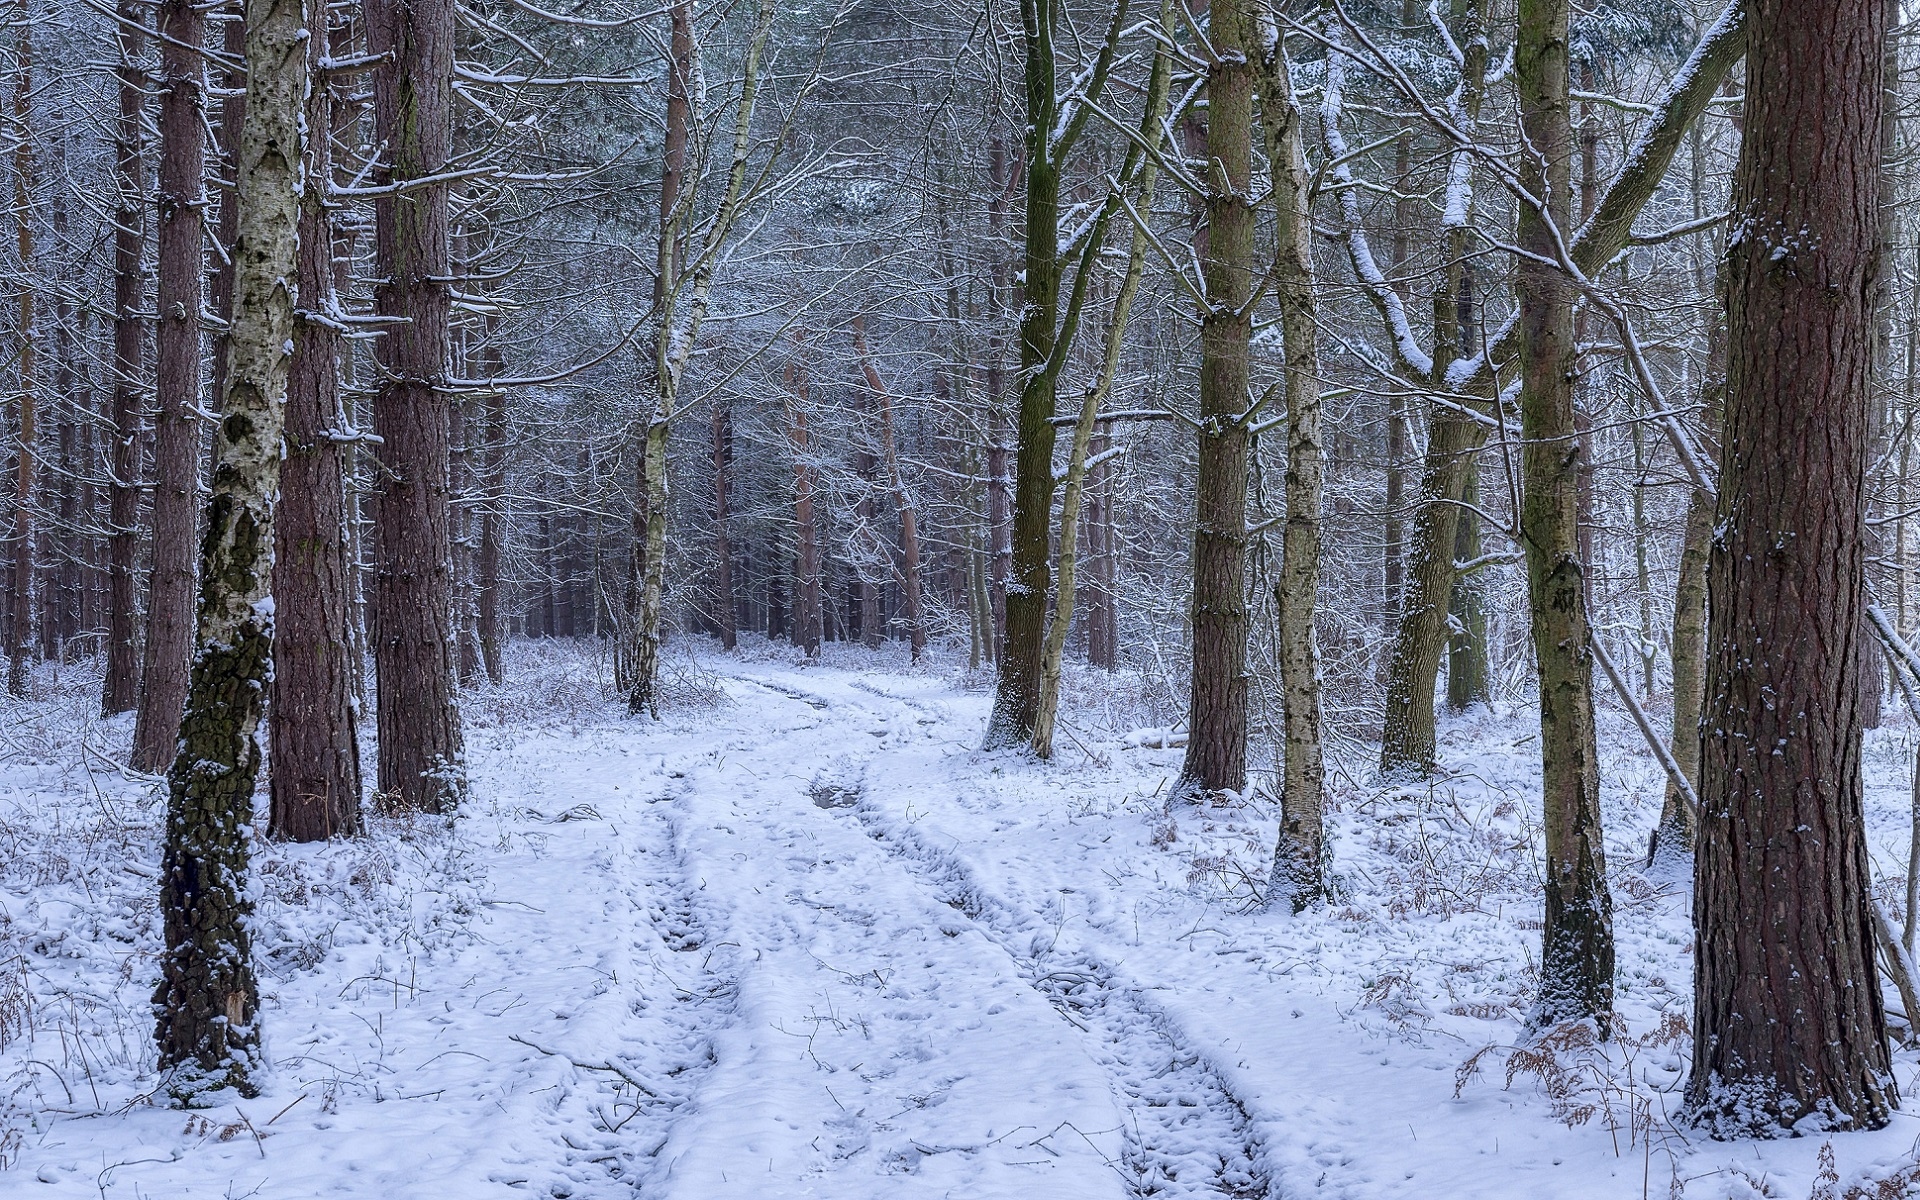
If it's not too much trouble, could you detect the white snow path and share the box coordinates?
[12,651,1920,1199]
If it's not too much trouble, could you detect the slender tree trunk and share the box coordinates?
[783,350,821,657]
[1649,119,1725,867]
[133,0,207,770]
[853,316,926,661]
[711,401,736,650]
[154,0,302,1101]
[1517,0,1614,1028]
[475,341,506,684]
[270,0,362,842]
[1371,5,1745,778]
[1685,0,1893,1135]
[104,4,146,714]
[1447,471,1491,711]
[983,4,1064,747]
[368,0,466,810]
[1265,23,1327,908]
[6,8,34,701]
[1178,0,1255,796]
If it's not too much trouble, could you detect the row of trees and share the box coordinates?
[0,0,1907,1136]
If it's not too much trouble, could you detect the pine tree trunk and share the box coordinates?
[476,356,506,684]
[7,10,35,701]
[784,350,822,657]
[1266,25,1327,908]
[1447,468,1491,711]
[104,0,145,715]
[133,0,207,770]
[1177,0,1254,797]
[1685,0,1893,1135]
[711,402,736,650]
[154,0,303,1100]
[368,0,466,810]
[269,0,363,842]
[1517,0,1614,1028]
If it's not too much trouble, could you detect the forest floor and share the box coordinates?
[4,638,1920,1199]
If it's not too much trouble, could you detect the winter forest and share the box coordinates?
[0,0,1914,1193]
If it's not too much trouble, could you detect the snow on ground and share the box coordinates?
[3,637,1920,1198]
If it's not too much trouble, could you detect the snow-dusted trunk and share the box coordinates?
[621,0,773,713]
[368,0,466,809]
[1517,0,1614,1029]
[132,0,207,769]
[154,0,303,1101]
[1373,3,1747,778]
[104,2,145,717]
[270,0,362,842]
[1178,0,1255,797]
[1263,23,1326,910]
[1685,0,1893,1135]
[1033,0,1171,759]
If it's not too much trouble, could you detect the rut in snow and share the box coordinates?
[803,769,1275,1200]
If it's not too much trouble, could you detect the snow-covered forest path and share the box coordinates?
[7,645,1920,1198]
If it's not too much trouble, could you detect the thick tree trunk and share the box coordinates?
[1177,0,1254,797]
[1517,0,1614,1028]
[368,0,466,810]
[270,0,362,842]
[133,0,207,770]
[104,0,144,715]
[1685,0,1893,1135]
[154,0,302,1101]
[1265,26,1327,909]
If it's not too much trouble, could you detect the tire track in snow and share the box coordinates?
[832,792,1272,1199]
[723,673,1274,1199]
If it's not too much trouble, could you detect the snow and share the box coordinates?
[4,640,1920,1198]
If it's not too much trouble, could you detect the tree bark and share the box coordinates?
[783,348,822,657]
[1684,0,1894,1135]
[6,6,34,701]
[155,0,302,1101]
[368,0,466,810]
[105,7,145,710]
[711,401,737,650]
[1265,20,1328,908]
[1178,0,1255,797]
[133,0,207,770]
[1517,0,1614,1029]
[269,0,363,842]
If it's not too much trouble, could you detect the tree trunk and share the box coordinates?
[154,0,302,1101]
[475,341,506,684]
[6,9,34,701]
[1685,0,1893,1135]
[784,350,822,657]
[368,0,466,810]
[104,0,146,716]
[1178,0,1254,797]
[711,401,737,650]
[1265,24,1327,909]
[853,315,926,661]
[1371,3,1746,778]
[1446,469,1491,711]
[133,0,207,770]
[1517,0,1614,1028]
[270,0,362,842]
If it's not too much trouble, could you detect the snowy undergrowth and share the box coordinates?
[5,640,1920,1197]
